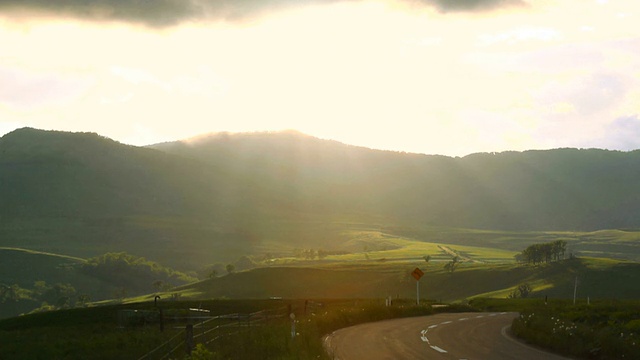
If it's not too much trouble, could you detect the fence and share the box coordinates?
[136,306,289,360]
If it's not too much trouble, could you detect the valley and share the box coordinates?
[1,128,640,359]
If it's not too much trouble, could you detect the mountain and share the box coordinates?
[2,127,640,270]
[0,128,283,268]
[151,131,640,231]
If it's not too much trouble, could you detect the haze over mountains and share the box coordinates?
[153,130,640,231]
[1,127,640,267]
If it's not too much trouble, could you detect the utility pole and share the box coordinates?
[155,295,164,332]
[573,276,578,305]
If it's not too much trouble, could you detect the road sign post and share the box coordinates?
[411,268,424,305]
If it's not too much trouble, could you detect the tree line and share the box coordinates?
[0,281,87,311]
[80,252,197,293]
[516,240,567,265]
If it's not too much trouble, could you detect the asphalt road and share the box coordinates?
[324,312,571,360]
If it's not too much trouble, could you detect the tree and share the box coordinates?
[518,283,532,298]
[520,240,568,265]
[208,269,218,279]
[36,283,76,308]
[444,256,460,273]
[508,283,532,298]
[152,280,164,292]
[514,253,525,263]
[33,280,49,299]
[51,284,73,307]
[77,294,91,307]
[552,240,567,261]
[423,255,431,263]
[226,264,235,274]
[0,284,21,303]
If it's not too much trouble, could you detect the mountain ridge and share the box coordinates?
[2,127,640,267]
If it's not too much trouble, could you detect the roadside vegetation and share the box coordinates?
[513,307,640,359]
[0,298,472,360]
[472,298,640,359]
[4,295,640,359]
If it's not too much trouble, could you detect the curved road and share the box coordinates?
[324,312,570,360]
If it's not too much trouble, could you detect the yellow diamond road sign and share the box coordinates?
[411,267,424,281]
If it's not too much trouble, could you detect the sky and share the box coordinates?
[0,0,638,156]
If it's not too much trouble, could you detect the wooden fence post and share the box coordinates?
[185,324,194,356]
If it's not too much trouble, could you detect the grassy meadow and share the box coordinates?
[4,224,640,316]
[3,228,640,359]
[3,220,640,359]
[4,216,640,271]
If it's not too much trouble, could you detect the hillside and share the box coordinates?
[0,248,106,319]
[1,127,640,270]
[140,257,640,303]
[152,131,640,231]
[0,248,196,319]
[0,128,290,267]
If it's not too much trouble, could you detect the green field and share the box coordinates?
[3,243,640,359]
[4,224,640,319]
[119,257,640,311]
[4,217,640,271]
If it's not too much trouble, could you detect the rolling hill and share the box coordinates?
[152,130,640,231]
[2,127,640,270]
[1,127,640,355]
[135,257,640,304]
[0,247,196,319]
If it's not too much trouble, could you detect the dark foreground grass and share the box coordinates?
[0,298,474,360]
[176,299,476,360]
[472,298,640,360]
[14,296,640,359]
[0,300,287,360]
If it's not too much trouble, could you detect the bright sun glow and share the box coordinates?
[0,0,639,156]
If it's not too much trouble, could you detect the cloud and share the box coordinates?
[0,66,93,109]
[536,72,632,117]
[601,115,640,151]
[424,0,526,13]
[0,0,195,26]
[0,0,528,26]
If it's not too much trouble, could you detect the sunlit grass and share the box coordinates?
[0,247,86,262]
[276,229,518,266]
